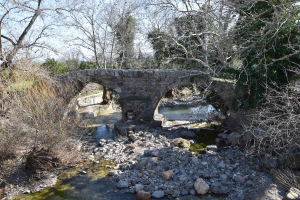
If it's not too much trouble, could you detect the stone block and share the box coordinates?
[127,70,133,77]
[100,69,106,76]
[87,69,94,76]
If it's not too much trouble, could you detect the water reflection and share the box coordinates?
[158,104,217,121]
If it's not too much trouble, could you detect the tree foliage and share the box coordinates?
[232,0,300,109]
[115,14,136,69]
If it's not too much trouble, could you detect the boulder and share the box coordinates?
[194,178,209,195]
[162,170,174,180]
[180,130,197,139]
[170,138,191,150]
[136,190,151,200]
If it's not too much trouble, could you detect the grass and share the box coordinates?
[5,80,34,92]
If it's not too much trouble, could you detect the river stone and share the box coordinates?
[227,132,241,145]
[156,161,170,171]
[108,170,120,176]
[152,190,165,198]
[136,190,151,200]
[191,157,199,164]
[144,150,151,157]
[179,175,189,181]
[206,145,218,152]
[135,158,155,170]
[117,180,129,188]
[135,184,144,192]
[219,174,228,182]
[194,178,209,195]
[181,189,189,195]
[244,180,253,187]
[23,190,30,194]
[234,174,245,184]
[190,189,196,195]
[151,149,159,157]
[210,181,232,194]
[170,138,190,150]
[162,170,173,180]
[287,187,300,199]
[180,130,197,139]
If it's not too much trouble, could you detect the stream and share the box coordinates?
[16,101,226,200]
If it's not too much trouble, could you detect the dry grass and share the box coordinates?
[0,65,82,180]
[270,168,300,192]
[242,85,300,159]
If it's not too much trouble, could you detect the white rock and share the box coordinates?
[161,170,174,180]
[194,178,209,195]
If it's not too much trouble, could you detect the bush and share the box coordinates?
[243,85,300,159]
[0,65,81,177]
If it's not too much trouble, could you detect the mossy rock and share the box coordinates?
[170,138,190,150]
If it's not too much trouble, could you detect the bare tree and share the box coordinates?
[147,0,237,73]
[0,0,67,70]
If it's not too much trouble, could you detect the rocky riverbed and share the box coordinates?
[10,124,297,200]
[75,125,291,200]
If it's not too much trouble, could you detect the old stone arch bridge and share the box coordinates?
[59,69,235,131]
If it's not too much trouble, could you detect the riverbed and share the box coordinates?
[15,98,280,200]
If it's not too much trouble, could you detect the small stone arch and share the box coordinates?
[152,77,235,121]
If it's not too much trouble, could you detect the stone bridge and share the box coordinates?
[58,69,235,133]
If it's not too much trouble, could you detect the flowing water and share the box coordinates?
[158,104,217,121]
